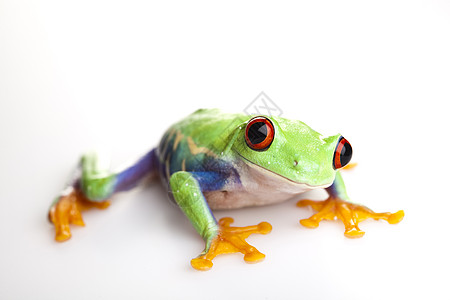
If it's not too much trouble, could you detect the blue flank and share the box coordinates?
[157,130,242,193]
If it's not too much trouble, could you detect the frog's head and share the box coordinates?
[232,115,352,187]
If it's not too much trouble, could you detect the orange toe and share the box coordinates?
[190,217,272,271]
[298,197,404,238]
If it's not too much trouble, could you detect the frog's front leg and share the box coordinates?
[297,172,404,238]
[169,171,272,271]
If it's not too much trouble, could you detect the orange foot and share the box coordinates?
[190,217,272,271]
[48,187,110,242]
[297,197,404,238]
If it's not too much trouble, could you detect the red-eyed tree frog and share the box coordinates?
[49,109,404,271]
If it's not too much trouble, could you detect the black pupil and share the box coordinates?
[339,141,352,167]
[248,122,267,144]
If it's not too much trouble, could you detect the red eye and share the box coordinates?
[245,117,275,151]
[333,136,352,169]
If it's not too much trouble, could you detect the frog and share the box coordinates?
[48,108,404,271]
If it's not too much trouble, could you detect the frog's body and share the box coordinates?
[159,110,304,209]
[49,109,404,271]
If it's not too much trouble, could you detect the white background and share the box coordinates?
[1,1,449,299]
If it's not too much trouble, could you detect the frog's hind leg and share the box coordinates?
[297,171,404,238]
[49,149,158,241]
[49,186,111,241]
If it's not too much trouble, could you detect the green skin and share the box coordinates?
[66,109,351,255]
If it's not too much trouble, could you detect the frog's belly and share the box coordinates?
[203,159,331,209]
[204,188,308,210]
[203,161,322,209]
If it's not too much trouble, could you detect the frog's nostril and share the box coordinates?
[294,160,298,167]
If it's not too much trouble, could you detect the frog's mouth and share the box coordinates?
[236,154,331,190]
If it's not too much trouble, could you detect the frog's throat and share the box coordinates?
[236,154,332,189]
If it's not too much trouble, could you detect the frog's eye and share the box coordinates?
[245,116,275,151]
[333,136,352,169]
